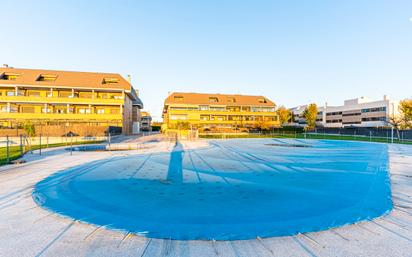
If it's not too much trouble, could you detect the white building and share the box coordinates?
[291,96,399,128]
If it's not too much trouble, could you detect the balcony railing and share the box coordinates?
[0,95,124,105]
[167,110,277,116]
[0,113,122,121]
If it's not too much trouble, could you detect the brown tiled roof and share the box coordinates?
[0,67,132,92]
[164,92,276,106]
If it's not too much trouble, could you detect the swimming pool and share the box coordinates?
[32,139,392,240]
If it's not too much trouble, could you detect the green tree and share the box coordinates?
[276,106,292,125]
[400,99,412,128]
[23,123,36,137]
[302,103,318,130]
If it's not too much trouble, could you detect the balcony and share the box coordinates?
[167,109,278,116]
[0,95,124,105]
[0,112,122,121]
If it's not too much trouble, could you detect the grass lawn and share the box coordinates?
[200,133,412,145]
[0,140,104,166]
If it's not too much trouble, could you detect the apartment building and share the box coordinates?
[0,66,143,134]
[291,96,399,128]
[140,111,152,132]
[162,92,279,131]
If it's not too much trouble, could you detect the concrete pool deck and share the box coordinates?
[0,138,411,257]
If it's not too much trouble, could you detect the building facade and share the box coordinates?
[291,96,399,128]
[0,66,143,135]
[162,92,279,131]
[140,111,152,132]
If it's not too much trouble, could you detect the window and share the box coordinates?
[241,106,251,112]
[199,105,209,111]
[258,98,267,103]
[102,77,119,84]
[209,97,218,103]
[362,117,386,122]
[42,108,51,113]
[342,113,361,117]
[97,109,105,114]
[326,119,342,123]
[210,106,225,111]
[227,106,240,112]
[6,91,15,96]
[78,108,91,114]
[174,96,184,101]
[227,97,236,103]
[37,74,57,82]
[0,73,20,80]
[326,111,342,116]
[361,107,386,113]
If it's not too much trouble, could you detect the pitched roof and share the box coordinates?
[164,92,276,106]
[0,67,132,92]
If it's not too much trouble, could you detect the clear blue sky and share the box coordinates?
[2,0,412,120]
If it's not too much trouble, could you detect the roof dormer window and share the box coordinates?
[174,95,184,101]
[209,97,218,103]
[103,77,119,84]
[227,97,236,103]
[258,98,267,103]
[37,74,57,82]
[0,72,20,80]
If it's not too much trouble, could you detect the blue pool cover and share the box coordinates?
[33,139,392,240]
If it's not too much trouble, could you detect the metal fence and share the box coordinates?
[314,127,412,140]
[0,135,107,165]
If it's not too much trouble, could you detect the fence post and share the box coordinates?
[369,131,372,142]
[6,135,10,164]
[108,132,111,151]
[70,136,73,156]
[39,134,42,155]
[20,134,23,155]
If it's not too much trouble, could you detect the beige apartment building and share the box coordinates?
[291,96,399,128]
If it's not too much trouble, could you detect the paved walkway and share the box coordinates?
[0,140,411,257]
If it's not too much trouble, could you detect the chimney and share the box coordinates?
[127,74,131,83]
[383,95,388,101]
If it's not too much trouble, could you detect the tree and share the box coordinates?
[23,123,36,137]
[389,115,403,139]
[276,106,292,125]
[399,99,412,128]
[254,120,270,131]
[302,103,318,130]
